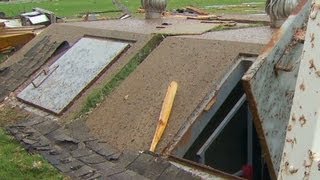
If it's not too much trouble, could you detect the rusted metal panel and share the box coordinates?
[168,155,245,180]
[18,37,129,114]
[241,0,311,179]
[278,1,320,179]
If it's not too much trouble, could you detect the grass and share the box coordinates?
[0,0,265,18]
[77,34,164,117]
[0,106,29,127]
[0,129,65,179]
[0,106,65,179]
[0,53,7,64]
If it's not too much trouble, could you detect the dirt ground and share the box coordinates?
[86,36,264,153]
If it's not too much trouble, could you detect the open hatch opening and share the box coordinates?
[171,56,271,179]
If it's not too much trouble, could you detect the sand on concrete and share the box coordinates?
[1,23,154,119]
[182,26,274,45]
[64,17,221,35]
[86,36,264,153]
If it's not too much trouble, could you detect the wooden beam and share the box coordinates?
[150,81,178,152]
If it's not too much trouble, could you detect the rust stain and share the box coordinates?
[299,115,307,126]
[292,114,297,122]
[300,83,306,91]
[304,160,312,168]
[174,126,192,148]
[308,149,315,160]
[310,33,315,42]
[261,29,284,56]
[291,0,308,15]
[285,161,290,171]
[294,28,306,42]
[309,59,316,70]
[286,137,297,148]
[289,166,299,174]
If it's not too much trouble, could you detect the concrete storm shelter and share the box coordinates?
[1,11,297,179]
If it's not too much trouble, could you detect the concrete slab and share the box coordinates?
[17,37,129,114]
[64,18,220,35]
[85,36,264,153]
[182,26,274,45]
[2,23,155,116]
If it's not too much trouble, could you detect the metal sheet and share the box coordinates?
[18,37,129,114]
[28,14,49,24]
[278,1,320,179]
[241,0,311,178]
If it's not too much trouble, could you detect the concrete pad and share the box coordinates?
[219,14,270,24]
[64,18,220,35]
[5,24,154,116]
[86,36,264,153]
[18,37,129,114]
[182,26,274,45]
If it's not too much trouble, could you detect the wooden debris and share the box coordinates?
[204,96,216,112]
[150,81,178,152]
[187,15,218,20]
[0,25,45,32]
[0,33,35,53]
[137,8,145,13]
[186,6,209,15]
[201,20,237,27]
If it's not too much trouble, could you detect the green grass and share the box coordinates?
[78,34,164,117]
[0,128,64,179]
[0,54,5,64]
[0,0,265,18]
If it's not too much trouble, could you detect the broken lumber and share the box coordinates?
[0,33,35,52]
[187,15,218,20]
[186,6,209,15]
[0,25,45,32]
[150,81,178,152]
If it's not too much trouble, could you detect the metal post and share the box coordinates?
[196,94,247,164]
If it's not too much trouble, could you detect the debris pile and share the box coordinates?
[0,23,45,54]
[20,7,57,26]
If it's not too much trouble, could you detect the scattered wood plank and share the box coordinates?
[0,25,45,32]
[201,20,237,27]
[0,33,35,52]
[204,96,216,112]
[150,81,178,152]
[186,6,209,15]
[187,15,218,20]
[79,10,122,15]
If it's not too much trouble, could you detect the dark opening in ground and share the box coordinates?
[181,59,271,179]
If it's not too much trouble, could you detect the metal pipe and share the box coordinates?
[196,94,247,164]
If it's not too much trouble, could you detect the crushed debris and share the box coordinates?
[186,15,219,20]
[185,6,209,15]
